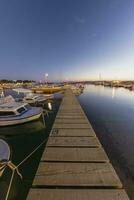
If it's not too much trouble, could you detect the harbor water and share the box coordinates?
[0,90,62,200]
[78,84,134,199]
[1,85,134,199]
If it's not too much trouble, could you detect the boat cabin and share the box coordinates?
[0,102,31,117]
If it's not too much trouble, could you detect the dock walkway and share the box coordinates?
[27,89,129,199]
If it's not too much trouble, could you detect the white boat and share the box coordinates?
[0,139,10,162]
[0,139,10,177]
[43,94,54,99]
[13,88,32,94]
[0,102,43,126]
[23,94,47,105]
[0,95,15,105]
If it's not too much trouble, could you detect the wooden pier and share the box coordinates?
[27,89,129,199]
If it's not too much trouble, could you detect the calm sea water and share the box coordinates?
[1,86,134,199]
[78,84,134,199]
[0,90,62,200]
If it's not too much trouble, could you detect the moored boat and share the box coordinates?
[32,86,63,94]
[0,95,15,105]
[23,94,47,105]
[0,139,10,177]
[0,102,43,126]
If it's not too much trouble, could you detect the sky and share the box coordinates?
[0,0,134,81]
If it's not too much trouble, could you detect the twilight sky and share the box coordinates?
[0,0,134,81]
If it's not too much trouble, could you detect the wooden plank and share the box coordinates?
[58,108,83,111]
[41,147,109,162]
[60,105,81,108]
[53,123,92,129]
[59,105,82,108]
[47,137,100,147]
[27,189,129,200]
[54,119,89,124]
[56,115,86,119]
[59,109,83,112]
[33,162,122,188]
[56,114,85,118]
[50,128,96,137]
[61,102,79,105]
[60,103,79,106]
[57,111,85,115]
[58,112,84,116]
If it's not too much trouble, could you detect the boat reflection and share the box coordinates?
[0,120,45,136]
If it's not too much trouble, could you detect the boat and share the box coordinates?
[13,88,32,94]
[0,101,43,126]
[0,95,15,105]
[32,85,63,94]
[23,94,47,105]
[43,94,54,99]
[0,139,22,181]
[0,139,10,177]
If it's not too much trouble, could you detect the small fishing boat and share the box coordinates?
[0,95,15,105]
[43,94,54,99]
[0,139,10,177]
[0,101,43,126]
[13,88,32,94]
[0,139,22,183]
[32,85,63,94]
[23,94,47,105]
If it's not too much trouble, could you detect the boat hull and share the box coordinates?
[32,87,63,94]
[0,112,43,126]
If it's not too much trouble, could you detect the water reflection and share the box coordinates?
[78,84,134,199]
[0,120,45,136]
[112,87,115,99]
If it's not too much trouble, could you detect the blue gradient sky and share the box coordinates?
[0,0,134,81]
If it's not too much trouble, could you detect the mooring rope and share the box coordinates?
[5,136,48,200]
[0,161,22,179]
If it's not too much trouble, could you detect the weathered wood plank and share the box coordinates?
[59,105,82,110]
[41,147,108,162]
[33,162,122,188]
[47,137,100,147]
[61,103,79,105]
[57,112,84,116]
[56,115,86,119]
[59,105,82,108]
[56,113,85,118]
[54,119,89,124]
[27,189,129,200]
[59,105,81,108]
[50,128,96,137]
[53,123,92,129]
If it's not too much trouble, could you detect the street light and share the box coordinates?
[45,73,48,85]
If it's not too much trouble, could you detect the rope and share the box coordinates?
[17,137,47,168]
[5,170,15,200]
[0,161,22,179]
[4,136,48,200]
